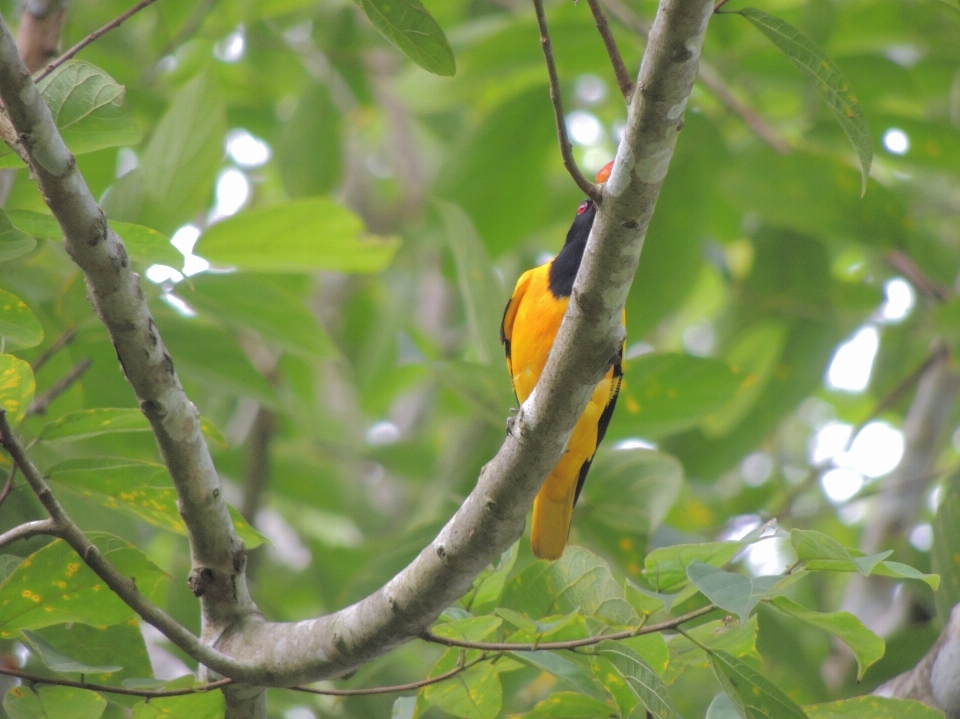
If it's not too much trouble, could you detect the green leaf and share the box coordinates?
[180,273,336,359]
[0,289,43,349]
[33,620,152,708]
[664,617,760,686]
[0,61,141,168]
[686,561,783,623]
[421,649,501,719]
[278,81,343,197]
[615,354,743,438]
[21,628,123,673]
[194,198,399,273]
[138,72,226,226]
[158,318,277,407]
[0,353,36,425]
[702,321,787,437]
[392,695,416,719]
[739,8,872,194]
[432,616,502,642]
[355,0,456,76]
[502,546,639,626]
[0,533,168,637]
[131,690,225,719]
[39,408,225,447]
[769,596,884,681]
[468,543,518,613]
[435,199,505,365]
[510,650,609,702]
[47,457,265,549]
[0,208,36,262]
[434,360,515,429]
[595,640,680,719]
[111,221,182,266]
[790,530,939,589]
[642,541,742,593]
[40,408,152,440]
[933,470,960,618]
[804,697,945,719]
[707,693,743,719]
[578,449,683,571]
[0,555,22,583]
[7,210,182,266]
[522,691,616,718]
[4,685,106,719]
[39,61,142,155]
[711,650,809,719]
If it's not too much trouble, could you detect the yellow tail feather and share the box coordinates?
[530,481,576,560]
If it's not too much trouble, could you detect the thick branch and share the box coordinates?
[0,9,254,645]
[876,603,960,716]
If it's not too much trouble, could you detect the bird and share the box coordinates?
[500,161,624,560]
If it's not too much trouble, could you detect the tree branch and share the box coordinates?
[600,0,790,154]
[34,0,161,83]
[0,462,16,509]
[0,667,231,698]
[533,0,602,202]
[0,518,58,551]
[292,653,490,696]
[875,602,960,715]
[0,0,714,690]
[421,603,718,652]
[585,0,634,99]
[0,7,256,657]
[27,357,91,416]
[30,326,76,371]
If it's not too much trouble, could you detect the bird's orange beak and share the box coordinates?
[596,160,615,184]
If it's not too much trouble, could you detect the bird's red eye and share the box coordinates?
[576,200,590,216]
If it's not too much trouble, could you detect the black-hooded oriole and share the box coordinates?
[500,162,624,560]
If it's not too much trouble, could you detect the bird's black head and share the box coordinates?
[548,199,597,298]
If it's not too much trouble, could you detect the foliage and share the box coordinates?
[0,0,958,717]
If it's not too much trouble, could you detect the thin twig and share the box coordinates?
[0,667,231,698]
[886,251,951,303]
[0,518,59,551]
[34,0,162,83]
[292,654,490,696]
[851,342,951,439]
[600,0,790,154]
[714,0,732,11]
[695,62,791,154]
[27,357,92,416]
[0,462,17,509]
[421,603,718,652]
[585,0,633,99]
[532,0,602,202]
[31,327,76,372]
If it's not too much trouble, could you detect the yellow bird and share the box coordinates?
[500,163,624,560]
